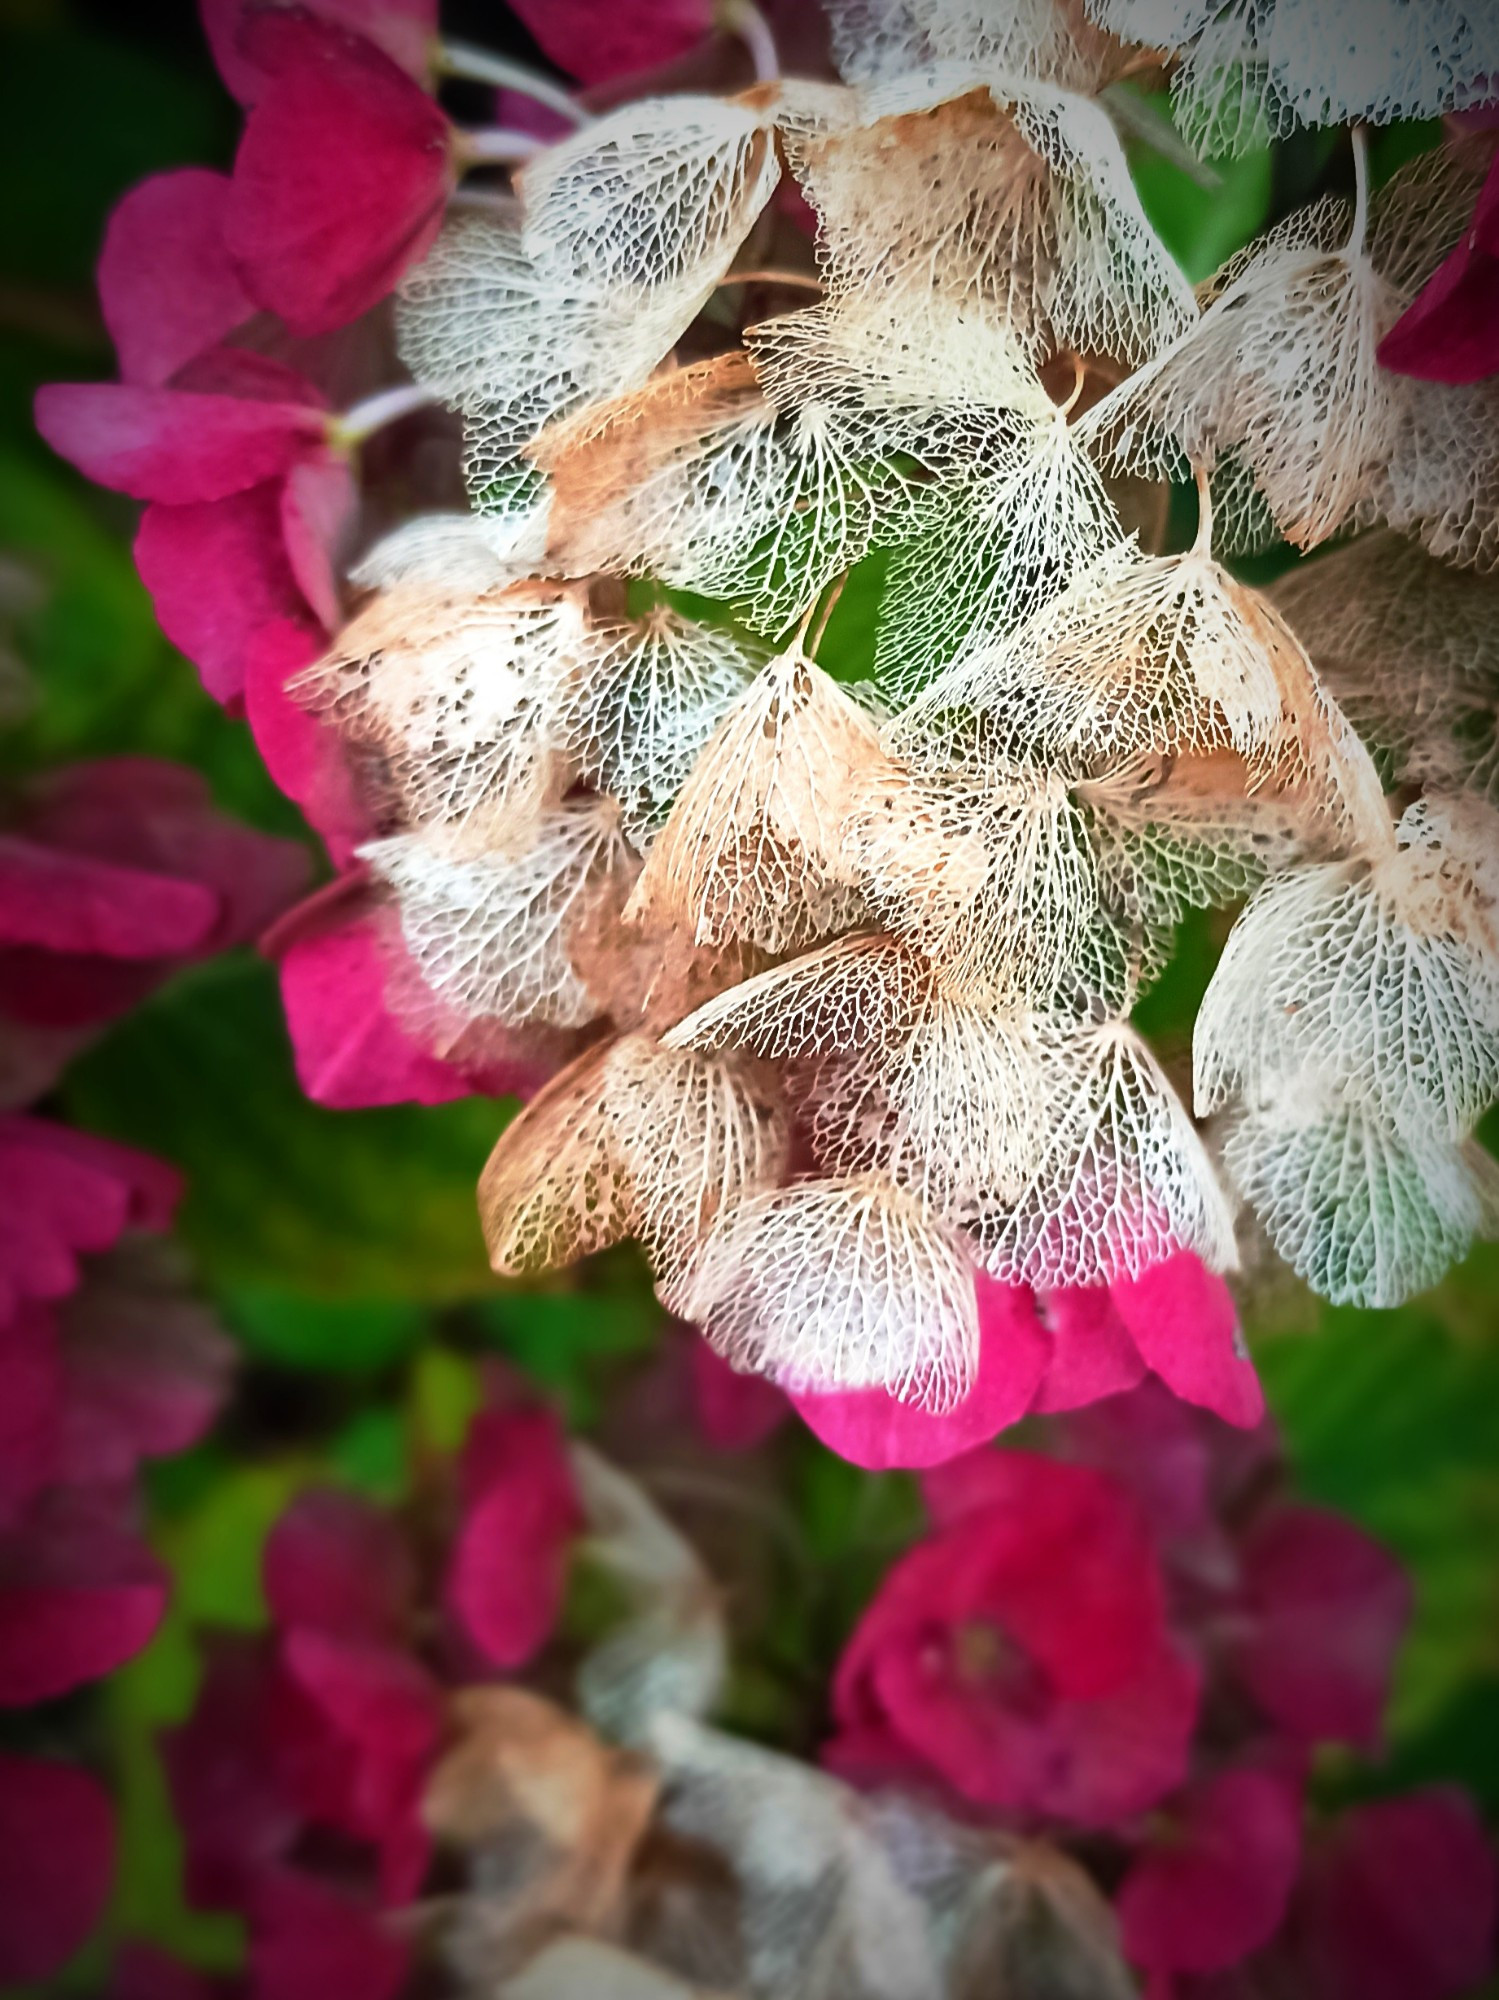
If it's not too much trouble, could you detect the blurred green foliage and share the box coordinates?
[1,4,1496,1986]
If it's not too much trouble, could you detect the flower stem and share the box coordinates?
[1191,461,1214,557]
[456,127,546,166]
[717,0,779,82]
[335,383,436,447]
[1350,123,1371,256]
[437,39,589,127]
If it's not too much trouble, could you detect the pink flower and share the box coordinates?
[224,10,453,335]
[790,1257,1259,1473]
[1228,1504,1411,1751]
[690,1336,790,1453]
[246,1867,412,2000]
[269,1624,443,1902]
[243,619,371,865]
[0,1753,115,1985]
[1290,1793,1497,2000]
[263,1487,417,1645]
[1118,1768,1304,1981]
[444,1404,579,1670]
[0,760,307,1059]
[0,1484,168,1704]
[162,1636,299,1910]
[37,359,353,702]
[1380,154,1499,384]
[828,1450,1200,1825]
[97,169,255,388]
[791,1275,1050,1471]
[112,1941,223,2000]
[263,875,514,1108]
[0,1304,60,1527]
[202,0,439,102]
[0,1117,180,1319]
[507,0,712,87]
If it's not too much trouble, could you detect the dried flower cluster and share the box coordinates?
[228,0,1499,1419]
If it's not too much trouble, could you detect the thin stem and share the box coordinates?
[1057,353,1088,419]
[437,39,589,127]
[455,126,546,166]
[717,0,779,82]
[335,383,436,446]
[808,573,848,658]
[1191,461,1215,557]
[721,267,824,291]
[1350,122,1371,256]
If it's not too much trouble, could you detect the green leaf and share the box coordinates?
[1129,124,1273,284]
[222,1287,430,1375]
[469,1262,661,1424]
[61,956,510,1303]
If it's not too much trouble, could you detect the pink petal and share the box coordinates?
[137,489,315,705]
[57,1278,235,1486]
[0,1117,181,1319]
[1232,1506,1411,1750]
[243,620,371,864]
[445,1406,578,1670]
[264,1489,416,1644]
[919,1451,1167,1700]
[1025,1639,1201,1826]
[0,1487,168,1704]
[34,383,323,503]
[202,0,439,101]
[264,881,479,1108]
[790,1275,1049,1470]
[1378,242,1499,384]
[1298,1792,1498,2000]
[274,1628,441,1901]
[225,12,452,335]
[0,1304,61,1527]
[97,169,255,386]
[689,1337,789,1452]
[22,758,309,951]
[1053,1379,1218,1548]
[0,1754,115,1984]
[247,1869,412,2000]
[279,454,355,630]
[0,834,218,958]
[508,0,711,85]
[1031,1286,1149,1413]
[161,1636,298,1911]
[1111,1256,1263,1429]
[1119,1769,1304,1975]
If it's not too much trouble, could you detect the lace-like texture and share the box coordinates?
[280,17,1499,1372]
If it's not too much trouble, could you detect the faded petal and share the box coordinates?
[0,1754,115,1984]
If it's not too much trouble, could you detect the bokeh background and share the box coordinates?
[2,0,1496,1985]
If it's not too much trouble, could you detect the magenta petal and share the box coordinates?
[161,1636,298,1912]
[57,1280,235,1486]
[35,383,322,503]
[266,884,476,1108]
[225,12,451,334]
[445,1406,578,1670]
[0,1304,61,1528]
[202,0,438,100]
[689,1337,789,1452]
[1232,1505,1411,1750]
[243,621,370,865]
[264,1489,416,1644]
[97,169,255,386]
[1111,1256,1263,1428]
[1032,1286,1148,1413]
[1119,1769,1304,1975]
[0,1489,168,1704]
[248,1869,412,2000]
[136,490,310,705]
[0,1754,115,1984]
[279,455,355,630]
[1299,1792,1498,2000]
[0,836,217,958]
[0,1117,182,1319]
[791,1276,1048,1471]
[1378,243,1499,385]
[507,0,711,84]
